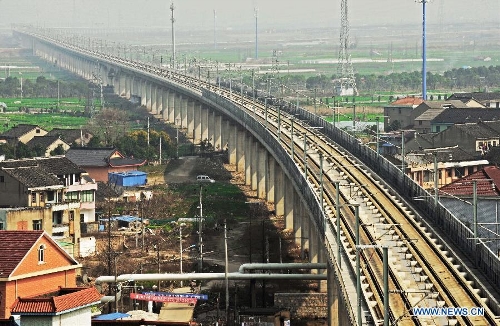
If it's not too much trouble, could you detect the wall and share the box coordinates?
[2,270,77,319]
[0,171,28,207]
[274,293,327,319]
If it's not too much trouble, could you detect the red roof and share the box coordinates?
[11,287,102,314]
[0,230,44,277]
[439,166,500,197]
[390,97,424,106]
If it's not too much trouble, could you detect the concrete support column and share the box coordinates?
[151,85,157,114]
[309,219,319,264]
[187,100,195,139]
[293,200,303,253]
[285,179,295,230]
[228,124,237,165]
[214,115,222,150]
[327,263,339,326]
[156,87,163,117]
[168,91,175,122]
[125,75,131,99]
[146,82,152,111]
[201,107,209,142]
[300,206,310,260]
[257,146,267,199]
[274,166,285,217]
[174,94,181,126]
[245,136,253,187]
[119,73,126,97]
[140,80,147,107]
[181,97,188,128]
[250,142,259,191]
[193,103,202,143]
[266,156,276,203]
[207,110,215,146]
[236,128,246,172]
[162,89,168,120]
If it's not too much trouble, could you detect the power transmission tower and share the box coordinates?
[336,0,358,96]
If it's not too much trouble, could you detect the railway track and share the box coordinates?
[24,30,500,325]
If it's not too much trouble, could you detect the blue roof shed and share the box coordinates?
[108,171,147,187]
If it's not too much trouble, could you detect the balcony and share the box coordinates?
[51,202,80,211]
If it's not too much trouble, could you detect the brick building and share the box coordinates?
[0,230,81,319]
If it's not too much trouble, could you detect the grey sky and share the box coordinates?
[1,0,498,31]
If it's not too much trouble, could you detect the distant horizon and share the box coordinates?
[0,0,499,32]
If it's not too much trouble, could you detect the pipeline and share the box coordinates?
[96,263,328,284]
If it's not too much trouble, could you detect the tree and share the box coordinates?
[87,108,129,146]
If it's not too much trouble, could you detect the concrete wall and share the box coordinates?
[274,293,327,319]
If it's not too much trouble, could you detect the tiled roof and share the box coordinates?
[1,166,63,188]
[439,166,500,197]
[11,287,102,315]
[109,157,147,168]
[0,156,84,176]
[65,148,120,167]
[415,108,446,121]
[432,108,500,124]
[454,121,500,139]
[0,230,44,277]
[26,136,67,150]
[447,92,500,102]
[46,128,90,143]
[96,181,121,200]
[1,124,43,139]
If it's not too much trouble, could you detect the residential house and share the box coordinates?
[412,100,486,134]
[0,230,81,319]
[403,147,488,190]
[438,166,500,254]
[66,148,146,182]
[447,91,500,109]
[0,156,98,255]
[0,124,47,144]
[46,128,94,147]
[383,96,424,130]
[11,287,101,326]
[405,120,500,157]
[26,135,70,157]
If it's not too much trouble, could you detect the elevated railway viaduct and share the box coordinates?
[14,28,500,326]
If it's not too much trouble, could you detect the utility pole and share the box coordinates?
[254,8,258,59]
[213,10,217,49]
[224,220,229,323]
[170,2,176,69]
[417,0,430,100]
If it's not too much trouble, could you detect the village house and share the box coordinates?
[0,156,98,256]
[26,135,71,157]
[46,128,94,147]
[0,230,82,319]
[66,148,146,182]
[0,124,48,144]
[11,287,102,326]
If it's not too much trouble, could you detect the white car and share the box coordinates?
[196,175,215,183]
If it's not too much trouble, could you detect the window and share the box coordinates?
[47,191,55,202]
[35,128,40,134]
[81,190,94,202]
[0,221,4,230]
[32,220,42,230]
[66,191,79,201]
[0,176,4,183]
[39,193,44,202]
[418,120,422,125]
[31,193,36,204]
[80,214,85,223]
[38,244,45,263]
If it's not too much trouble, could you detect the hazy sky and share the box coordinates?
[1,0,498,31]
